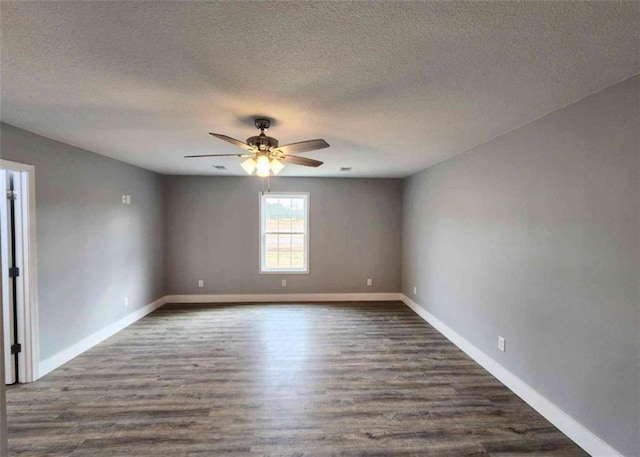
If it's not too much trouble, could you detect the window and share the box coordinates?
[260,192,309,273]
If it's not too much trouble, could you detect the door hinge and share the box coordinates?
[6,190,18,200]
[10,343,21,355]
[9,267,19,278]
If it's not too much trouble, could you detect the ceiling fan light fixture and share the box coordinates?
[255,155,271,177]
[270,158,285,175]
[240,158,256,175]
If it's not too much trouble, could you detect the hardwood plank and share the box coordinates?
[6,302,587,456]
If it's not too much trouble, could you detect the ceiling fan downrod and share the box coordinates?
[247,119,279,152]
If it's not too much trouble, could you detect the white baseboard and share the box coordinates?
[38,296,167,378]
[399,294,624,457]
[165,292,403,304]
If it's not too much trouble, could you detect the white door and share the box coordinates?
[0,171,16,385]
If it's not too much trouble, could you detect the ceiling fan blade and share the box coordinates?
[274,139,329,155]
[282,155,324,167]
[209,133,255,151]
[184,153,250,158]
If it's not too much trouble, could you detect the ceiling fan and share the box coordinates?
[185,118,329,177]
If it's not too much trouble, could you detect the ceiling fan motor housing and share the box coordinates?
[246,134,279,151]
[247,118,278,151]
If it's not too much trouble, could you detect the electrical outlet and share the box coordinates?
[198,280,204,288]
[413,286,417,295]
[126,195,131,205]
[498,336,506,352]
[122,195,127,204]
[367,278,372,286]
[282,279,287,287]
[124,297,129,307]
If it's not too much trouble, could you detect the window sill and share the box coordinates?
[259,269,310,275]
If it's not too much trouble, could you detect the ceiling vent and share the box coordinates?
[340,167,352,172]
[213,165,227,170]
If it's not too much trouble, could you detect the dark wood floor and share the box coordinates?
[7,302,587,456]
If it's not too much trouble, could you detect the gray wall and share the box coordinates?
[164,176,402,295]
[402,76,639,456]
[0,123,165,361]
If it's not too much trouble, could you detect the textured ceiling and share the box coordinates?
[1,2,638,177]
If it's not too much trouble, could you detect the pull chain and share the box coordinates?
[260,175,271,195]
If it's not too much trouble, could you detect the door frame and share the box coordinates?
[0,170,16,384]
[0,159,38,383]
[0,257,8,456]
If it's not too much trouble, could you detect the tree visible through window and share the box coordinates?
[260,192,309,273]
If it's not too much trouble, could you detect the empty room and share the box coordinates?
[0,1,638,456]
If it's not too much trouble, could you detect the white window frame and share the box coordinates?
[259,192,309,274]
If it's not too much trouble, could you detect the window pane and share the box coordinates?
[292,234,304,251]
[291,198,305,232]
[265,233,279,250]
[279,198,292,211]
[279,255,292,269]
[265,198,279,232]
[292,234,305,269]
[265,234,279,269]
[266,252,278,269]
[278,234,292,250]
[265,198,279,216]
[279,217,292,233]
[291,216,304,232]
[292,251,304,269]
[266,216,279,232]
[278,198,292,232]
